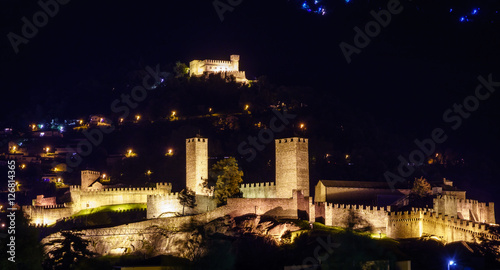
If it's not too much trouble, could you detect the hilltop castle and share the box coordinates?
[189,54,249,83]
[25,136,498,255]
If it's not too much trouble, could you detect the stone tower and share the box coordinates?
[275,137,309,198]
[81,170,100,191]
[230,54,239,72]
[186,137,208,195]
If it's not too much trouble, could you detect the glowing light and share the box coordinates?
[449,8,452,12]
[102,174,106,179]
[40,132,45,137]
[244,104,249,110]
[45,147,50,153]
[171,111,176,116]
[460,17,465,22]
[209,107,212,113]
[20,164,26,169]
[146,170,152,175]
[300,123,305,129]
[345,0,350,3]
[120,118,124,123]
[472,9,478,15]
[57,178,61,182]
[79,119,83,125]
[136,115,141,121]
[345,154,350,159]
[449,261,455,266]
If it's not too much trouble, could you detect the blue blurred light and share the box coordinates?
[472,9,478,15]
[449,8,452,12]
[345,0,350,3]
[460,17,465,22]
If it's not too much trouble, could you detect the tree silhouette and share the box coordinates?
[178,188,197,215]
[411,177,432,198]
[211,157,243,206]
[43,231,96,270]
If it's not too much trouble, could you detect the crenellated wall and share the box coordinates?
[387,210,495,242]
[387,211,423,239]
[23,204,72,226]
[70,183,172,213]
[240,182,277,198]
[147,194,217,219]
[434,195,495,224]
[322,203,391,232]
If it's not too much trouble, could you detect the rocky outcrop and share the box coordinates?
[42,214,301,260]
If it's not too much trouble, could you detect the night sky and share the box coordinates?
[1,0,500,200]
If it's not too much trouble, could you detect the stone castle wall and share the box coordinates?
[23,204,73,226]
[240,182,277,198]
[322,203,390,232]
[387,210,495,242]
[434,195,495,224]
[42,191,308,256]
[70,183,172,213]
[387,211,423,239]
[147,194,217,219]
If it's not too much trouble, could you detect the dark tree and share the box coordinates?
[178,188,197,215]
[43,231,96,270]
[211,157,243,206]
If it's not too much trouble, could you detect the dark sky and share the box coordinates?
[1,0,499,177]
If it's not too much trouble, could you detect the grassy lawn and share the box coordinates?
[71,203,147,218]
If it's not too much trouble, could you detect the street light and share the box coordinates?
[448,260,456,270]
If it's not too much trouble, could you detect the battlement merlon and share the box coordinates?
[276,137,308,144]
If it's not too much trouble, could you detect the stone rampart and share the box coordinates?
[323,203,390,232]
[23,204,72,226]
[146,194,217,219]
[240,182,277,198]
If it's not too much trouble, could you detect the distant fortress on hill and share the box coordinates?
[189,54,249,83]
[24,136,498,256]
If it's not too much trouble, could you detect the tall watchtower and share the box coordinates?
[81,170,100,191]
[230,54,240,72]
[275,137,309,198]
[186,137,208,195]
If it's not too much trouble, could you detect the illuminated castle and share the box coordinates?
[189,54,248,83]
[27,136,499,255]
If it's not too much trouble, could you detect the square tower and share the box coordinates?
[186,137,208,195]
[275,137,309,198]
[230,54,239,71]
[81,170,100,191]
